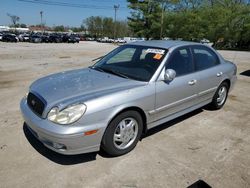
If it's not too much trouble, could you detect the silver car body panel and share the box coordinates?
[20,40,237,154]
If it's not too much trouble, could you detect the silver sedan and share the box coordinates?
[20,40,237,156]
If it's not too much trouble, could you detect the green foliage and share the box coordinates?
[127,0,162,39]
[10,23,27,28]
[83,16,130,38]
[54,25,65,32]
[71,27,85,33]
[128,0,250,49]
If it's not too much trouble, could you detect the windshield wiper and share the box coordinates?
[90,66,130,79]
[92,56,104,62]
[101,68,130,79]
[89,66,104,72]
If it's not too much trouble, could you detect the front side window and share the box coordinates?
[93,45,168,82]
[166,47,193,76]
[192,46,220,71]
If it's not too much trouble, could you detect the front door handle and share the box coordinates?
[217,72,223,77]
[188,79,197,85]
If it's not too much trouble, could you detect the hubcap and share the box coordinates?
[113,117,138,150]
[217,86,227,106]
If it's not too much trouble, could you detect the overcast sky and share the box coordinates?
[0,0,130,27]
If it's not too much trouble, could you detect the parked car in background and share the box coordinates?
[124,37,145,43]
[20,40,237,157]
[2,33,19,42]
[100,37,109,43]
[98,37,113,43]
[114,38,126,43]
[200,38,210,44]
[30,35,42,43]
[41,34,50,43]
[85,37,95,41]
[48,34,63,43]
[18,34,30,42]
[0,33,3,41]
[72,34,80,43]
[62,34,80,43]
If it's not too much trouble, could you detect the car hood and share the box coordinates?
[30,68,146,107]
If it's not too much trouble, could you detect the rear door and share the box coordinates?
[191,45,224,103]
[153,46,200,121]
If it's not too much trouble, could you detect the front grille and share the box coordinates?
[27,92,45,116]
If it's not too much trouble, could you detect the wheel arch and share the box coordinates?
[221,78,231,89]
[107,106,148,134]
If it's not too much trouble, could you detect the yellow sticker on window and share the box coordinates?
[153,54,163,60]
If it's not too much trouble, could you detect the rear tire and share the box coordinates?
[101,111,143,156]
[209,82,229,110]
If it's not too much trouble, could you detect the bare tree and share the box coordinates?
[7,13,20,26]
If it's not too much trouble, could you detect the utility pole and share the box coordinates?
[114,4,119,39]
[160,1,167,39]
[40,11,43,32]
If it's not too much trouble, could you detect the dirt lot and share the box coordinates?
[0,42,249,188]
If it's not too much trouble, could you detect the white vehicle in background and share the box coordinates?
[108,38,114,43]
[98,37,115,43]
[18,33,30,42]
[124,37,145,43]
[200,38,210,44]
[100,37,110,43]
[200,38,214,47]
[114,38,126,43]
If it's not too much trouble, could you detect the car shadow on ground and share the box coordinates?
[23,123,97,165]
[240,70,250,77]
[187,179,212,188]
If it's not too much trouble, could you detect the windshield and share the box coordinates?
[92,45,167,82]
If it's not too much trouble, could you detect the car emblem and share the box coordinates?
[31,100,36,106]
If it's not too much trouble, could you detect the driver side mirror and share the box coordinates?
[164,69,176,82]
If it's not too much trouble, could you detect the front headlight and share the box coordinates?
[48,104,87,125]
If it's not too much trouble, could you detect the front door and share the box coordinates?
[153,47,199,122]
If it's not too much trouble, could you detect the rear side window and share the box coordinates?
[192,46,220,71]
[166,47,193,76]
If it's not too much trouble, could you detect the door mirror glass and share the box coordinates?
[164,69,176,81]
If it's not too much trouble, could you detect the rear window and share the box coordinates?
[192,46,220,71]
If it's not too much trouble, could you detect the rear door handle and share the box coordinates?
[217,72,223,77]
[188,79,197,85]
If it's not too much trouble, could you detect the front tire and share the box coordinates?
[101,111,143,156]
[209,82,229,110]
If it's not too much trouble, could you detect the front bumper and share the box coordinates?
[20,98,105,155]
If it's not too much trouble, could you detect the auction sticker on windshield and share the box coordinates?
[146,48,165,55]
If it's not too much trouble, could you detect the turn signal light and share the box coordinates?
[84,130,98,136]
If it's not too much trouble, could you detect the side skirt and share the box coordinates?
[147,99,211,130]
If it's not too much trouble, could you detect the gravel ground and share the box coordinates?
[0,41,249,188]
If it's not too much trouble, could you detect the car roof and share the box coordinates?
[130,40,199,49]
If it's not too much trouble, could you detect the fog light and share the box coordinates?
[52,142,66,150]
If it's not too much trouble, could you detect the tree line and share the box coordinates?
[127,0,250,49]
[5,1,250,49]
[82,16,131,38]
